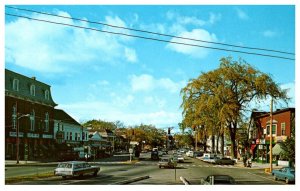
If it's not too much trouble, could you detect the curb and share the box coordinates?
[111,175,150,185]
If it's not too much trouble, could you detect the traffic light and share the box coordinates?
[168,128,170,134]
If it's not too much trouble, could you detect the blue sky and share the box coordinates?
[4,4,295,131]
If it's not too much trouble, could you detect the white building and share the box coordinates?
[53,109,88,146]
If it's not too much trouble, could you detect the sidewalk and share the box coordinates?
[234,160,284,170]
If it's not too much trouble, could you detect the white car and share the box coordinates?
[54,161,100,179]
[177,154,185,163]
[186,151,194,157]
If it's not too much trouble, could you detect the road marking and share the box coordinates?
[246,172,285,184]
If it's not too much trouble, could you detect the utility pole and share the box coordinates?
[269,97,273,172]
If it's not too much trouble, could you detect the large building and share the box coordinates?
[248,108,295,163]
[5,69,57,161]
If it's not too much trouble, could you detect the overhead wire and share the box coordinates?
[6,5,295,56]
[5,12,295,61]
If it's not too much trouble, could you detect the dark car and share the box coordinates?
[151,150,159,160]
[272,167,295,184]
[204,175,236,185]
[214,157,235,165]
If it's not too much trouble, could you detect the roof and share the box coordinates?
[54,109,81,126]
[5,69,57,106]
[256,108,295,118]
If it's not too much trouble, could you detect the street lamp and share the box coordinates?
[16,114,30,164]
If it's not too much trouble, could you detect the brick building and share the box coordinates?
[248,108,295,163]
[5,69,57,161]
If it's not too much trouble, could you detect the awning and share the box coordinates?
[268,144,283,155]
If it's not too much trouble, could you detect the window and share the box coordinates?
[70,132,72,140]
[12,105,17,129]
[82,132,85,141]
[75,132,78,141]
[66,132,69,140]
[13,79,19,91]
[267,124,277,136]
[281,123,286,136]
[30,110,35,131]
[30,84,35,96]
[45,113,49,132]
[45,90,49,100]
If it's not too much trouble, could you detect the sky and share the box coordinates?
[3,3,296,132]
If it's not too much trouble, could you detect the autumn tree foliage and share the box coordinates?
[181,57,288,158]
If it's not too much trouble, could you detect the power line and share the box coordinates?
[6,5,295,56]
[5,12,295,61]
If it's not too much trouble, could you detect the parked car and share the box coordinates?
[213,157,235,165]
[193,151,203,158]
[186,151,194,157]
[272,167,295,184]
[158,158,177,169]
[202,175,236,185]
[54,161,100,179]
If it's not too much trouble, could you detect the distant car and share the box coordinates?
[151,150,159,160]
[213,157,235,165]
[177,154,185,163]
[186,151,194,157]
[158,158,177,169]
[272,167,295,184]
[203,175,236,185]
[54,161,100,179]
[193,151,203,158]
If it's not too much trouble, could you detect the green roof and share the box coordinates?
[5,69,57,106]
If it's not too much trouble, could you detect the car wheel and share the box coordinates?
[285,178,289,184]
[274,176,278,181]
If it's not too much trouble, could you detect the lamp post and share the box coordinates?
[16,114,30,164]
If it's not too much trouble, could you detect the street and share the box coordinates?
[5,152,286,185]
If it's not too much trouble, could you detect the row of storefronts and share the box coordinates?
[5,69,127,161]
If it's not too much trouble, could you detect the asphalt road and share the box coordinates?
[5,152,287,185]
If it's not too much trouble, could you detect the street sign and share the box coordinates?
[129,148,133,154]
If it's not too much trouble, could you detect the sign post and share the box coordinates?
[129,148,133,162]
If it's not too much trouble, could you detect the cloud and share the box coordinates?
[58,100,181,127]
[208,13,222,24]
[262,30,278,38]
[5,11,138,73]
[130,74,186,93]
[235,8,249,20]
[166,29,218,58]
[124,48,138,63]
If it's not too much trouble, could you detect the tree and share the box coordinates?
[181,57,288,158]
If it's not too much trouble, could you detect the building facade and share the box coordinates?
[53,109,88,147]
[5,69,57,160]
[248,108,295,163]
